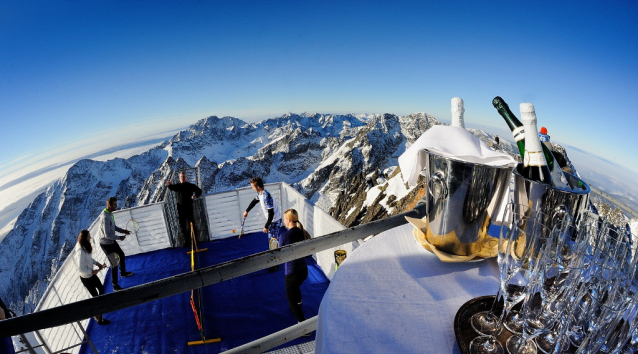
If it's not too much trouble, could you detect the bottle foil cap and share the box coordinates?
[519,102,535,114]
[520,102,537,124]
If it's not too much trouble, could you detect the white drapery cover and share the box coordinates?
[398,125,517,187]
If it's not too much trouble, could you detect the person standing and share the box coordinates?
[280,209,310,326]
[76,229,110,325]
[243,177,282,271]
[98,197,132,291]
[166,171,203,247]
[0,295,15,354]
[0,295,12,321]
[243,177,282,243]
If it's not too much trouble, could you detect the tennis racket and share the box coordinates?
[126,219,140,233]
[107,253,121,268]
[238,217,246,239]
[268,237,279,250]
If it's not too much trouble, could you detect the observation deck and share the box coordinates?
[6,182,359,354]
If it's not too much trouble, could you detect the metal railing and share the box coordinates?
[0,201,427,339]
[3,181,400,353]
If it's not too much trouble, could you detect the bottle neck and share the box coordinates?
[522,122,547,167]
[451,97,465,128]
[451,114,465,128]
[493,97,523,132]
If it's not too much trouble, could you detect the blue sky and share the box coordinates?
[1,0,637,182]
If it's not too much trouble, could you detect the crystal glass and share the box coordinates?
[534,220,590,354]
[469,204,541,354]
[502,206,550,336]
[556,217,635,353]
[506,216,581,354]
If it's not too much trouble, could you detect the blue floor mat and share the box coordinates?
[80,231,329,353]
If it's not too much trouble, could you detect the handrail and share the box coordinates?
[589,186,638,218]
[0,202,427,337]
[219,316,318,354]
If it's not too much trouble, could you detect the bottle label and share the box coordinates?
[524,150,546,167]
[512,126,524,142]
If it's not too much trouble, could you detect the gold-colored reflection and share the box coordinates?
[334,250,347,270]
[407,216,498,262]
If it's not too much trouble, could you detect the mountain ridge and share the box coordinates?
[2,111,635,317]
[0,112,429,314]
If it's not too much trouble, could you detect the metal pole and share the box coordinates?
[219,316,317,354]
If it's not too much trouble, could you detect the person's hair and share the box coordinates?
[250,177,264,189]
[78,229,92,253]
[284,209,304,232]
[107,197,117,207]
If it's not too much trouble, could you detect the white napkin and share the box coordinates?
[399,125,517,187]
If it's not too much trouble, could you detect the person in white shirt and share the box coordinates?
[243,177,282,237]
[243,176,283,272]
[77,229,110,325]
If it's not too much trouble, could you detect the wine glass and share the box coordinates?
[471,205,519,337]
[576,284,627,353]
[502,206,550,336]
[534,218,590,353]
[561,221,634,352]
[469,204,540,354]
[609,244,638,353]
[506,218,582,354]
[576,227,635,353]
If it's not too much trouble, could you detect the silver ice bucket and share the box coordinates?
[418,150,514,257]
[512,164,590,233]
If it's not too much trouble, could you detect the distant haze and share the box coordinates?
[2,113,636,243]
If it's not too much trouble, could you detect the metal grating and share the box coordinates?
[265,341,315,354]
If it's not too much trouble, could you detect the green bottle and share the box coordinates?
[492,96,555,171]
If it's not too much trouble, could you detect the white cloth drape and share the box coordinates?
[398,125,516,187]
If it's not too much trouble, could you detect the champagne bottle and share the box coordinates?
[493,97,572,189]
[492,96,554,171]
[492,97,525,157]
[520,103,552,185]
[451,97,465,128]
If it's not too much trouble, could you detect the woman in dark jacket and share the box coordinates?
[280,209,309,323]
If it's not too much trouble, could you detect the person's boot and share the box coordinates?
[298,319,312,336]
[95,314,110,325]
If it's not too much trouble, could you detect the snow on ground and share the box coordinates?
[379,172,414,213]
[364,184,383,207]
[360,167,414,215]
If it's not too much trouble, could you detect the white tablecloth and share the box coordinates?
[315,223,500,354]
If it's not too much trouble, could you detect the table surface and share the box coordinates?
[315,223,501,354]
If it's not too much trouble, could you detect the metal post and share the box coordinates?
[75,321,99,354]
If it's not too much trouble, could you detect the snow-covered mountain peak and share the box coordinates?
[7,109,614,319]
